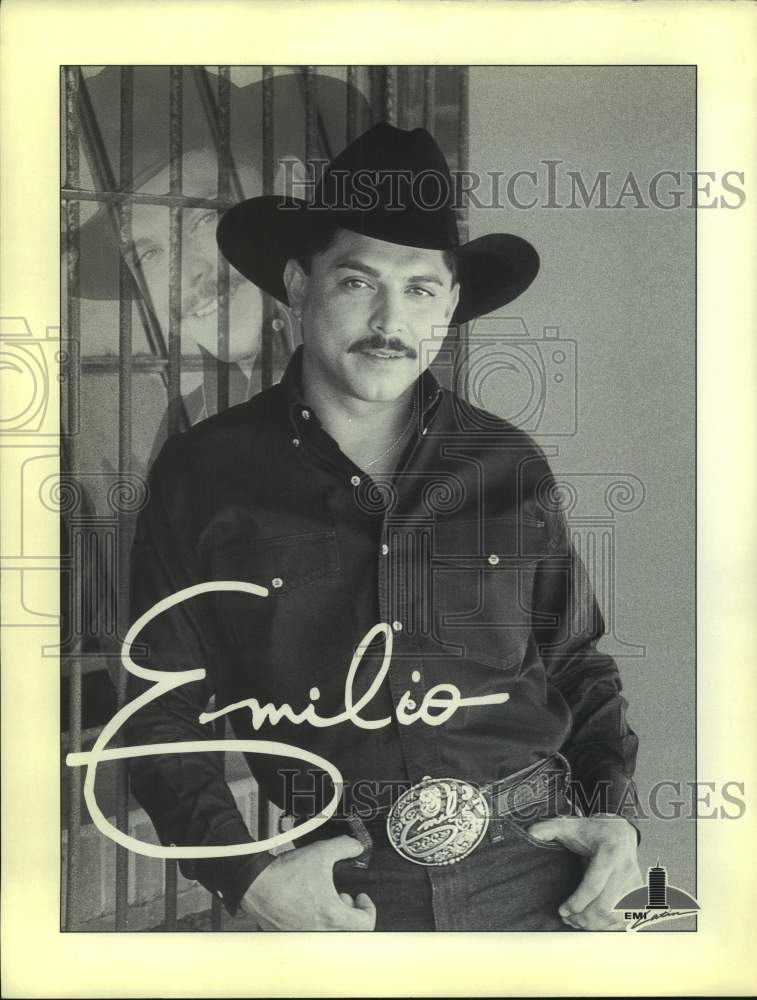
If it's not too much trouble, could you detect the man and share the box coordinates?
[75,67,370,464]
[126,122,641,931]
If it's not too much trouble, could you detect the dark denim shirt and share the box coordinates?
[126,346,639,911]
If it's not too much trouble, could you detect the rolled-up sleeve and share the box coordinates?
[125,434,273,913]
[533,502,640,823]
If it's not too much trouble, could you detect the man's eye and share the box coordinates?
[342,277,370,290]
[408,285,434,298]
[192,210,217,232]
[136,246,162,266]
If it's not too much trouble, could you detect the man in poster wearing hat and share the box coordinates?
[126,122,642,931]
[74,67,369,463]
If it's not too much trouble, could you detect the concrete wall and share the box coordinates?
[467,66,696,897]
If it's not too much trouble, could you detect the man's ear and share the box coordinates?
[283,258,308,316]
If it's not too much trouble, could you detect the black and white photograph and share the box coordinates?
[1,2,755,995]
[59,63,697,933]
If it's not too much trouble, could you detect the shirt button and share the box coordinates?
[301,409,310,420]
[292,438,301,447]
[216,890,224,900]
[392,621,403,632]
[488,553,500,566]
[272,577,283,588]
[350,475,361,486]
[381,544,389,556]
[422,427,429,436]
[406,698,417,710]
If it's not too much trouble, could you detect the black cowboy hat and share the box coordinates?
[73,67,371,300]
[217,122,539,325]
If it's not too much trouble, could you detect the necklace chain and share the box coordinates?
[364,397,417,469]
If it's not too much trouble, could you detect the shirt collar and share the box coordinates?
[279,344,444,424]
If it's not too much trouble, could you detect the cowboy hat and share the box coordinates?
[72,67,371,300]
[217,122,539,324]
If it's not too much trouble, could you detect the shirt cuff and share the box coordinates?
[189,851,276,916]
[569,763,641,829]
[178,819,277,916]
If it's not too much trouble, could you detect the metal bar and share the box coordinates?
[81,354,229,373]
[211,892,223,930]
[114,65,134,933]
[164,861,178,930]
[216,67,231,414]
[257,785,269,842]
[303,66,317,166]
[384,66,397,125]
[59,655,116,679]
[160,66,185,928]
[63,76,81,448]
[347,66,360,142]
[210,715,226,931]
[296,65,335,163]
[456,67,470,383]
[255,704,269,850]
[60,188,233,210]
[76,70,167,366]
[369,67,384,126]
[167,67,184,438]
[457,66,470,244]
[422,68,434,131]
[76,69,117,189]
[191,66,245,204]
[60,723,110,748]
[262,68,274,202]
[261,68,274,391]
[397,67,407,129]
[63,66,82,934]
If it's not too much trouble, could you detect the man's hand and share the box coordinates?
[239,835,376,931]
[528,815,641,930]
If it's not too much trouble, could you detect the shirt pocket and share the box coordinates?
[430,516,547,673]
[209,529,340,594]
[206,529,342,660]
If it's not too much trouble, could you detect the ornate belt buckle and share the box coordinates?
[386,776,490,866]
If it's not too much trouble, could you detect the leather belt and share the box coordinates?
[386,754,571,865]
[285,754,572,869]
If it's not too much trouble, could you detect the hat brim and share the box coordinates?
[216,196,539,325]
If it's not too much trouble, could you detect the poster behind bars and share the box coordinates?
[1,2,756,997]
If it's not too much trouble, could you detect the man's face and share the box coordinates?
[129,148,264,363]
[284,229,460,404]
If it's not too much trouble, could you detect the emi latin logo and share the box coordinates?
[614,860,699,931]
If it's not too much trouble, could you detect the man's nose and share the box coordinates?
[370,289,407,336]
[184,250,215,286]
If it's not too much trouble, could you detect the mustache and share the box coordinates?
[348,334,417,359]
[182,272,245,315]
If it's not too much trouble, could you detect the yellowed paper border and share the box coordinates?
[1,0,755,995]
